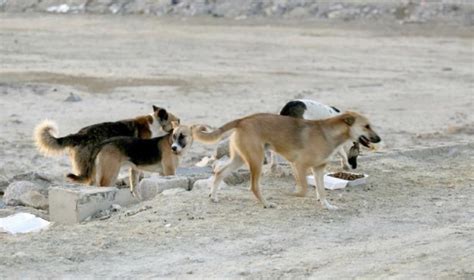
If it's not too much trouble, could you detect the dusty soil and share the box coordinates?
[0,14,473,278]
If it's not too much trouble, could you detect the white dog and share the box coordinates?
[270,99,360,171]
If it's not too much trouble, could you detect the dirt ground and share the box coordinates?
[0,14,473,279]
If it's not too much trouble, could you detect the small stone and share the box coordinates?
[64,93,82,102]
[111,204,122,211]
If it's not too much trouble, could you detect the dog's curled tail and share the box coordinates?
[192,119,240,144]
[34,120,66,156]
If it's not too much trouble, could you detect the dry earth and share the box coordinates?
[0,14,473,279]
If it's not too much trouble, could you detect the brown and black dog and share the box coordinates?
[34,106,180,184]
[91,123,193,194]
[192,112,381,210]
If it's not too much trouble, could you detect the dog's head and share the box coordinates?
[341,112,381,148]
[170,122,193,155]
[152,105,180,134]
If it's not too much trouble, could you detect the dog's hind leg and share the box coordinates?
[209,152,244,203]
[311,165,338,210]
[96,152,121,187]
[238,145,274,208]
[248,157,274,208]
[290,163,309,197]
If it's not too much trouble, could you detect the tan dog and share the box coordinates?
[192,112,381,209]
[91,123,193,194]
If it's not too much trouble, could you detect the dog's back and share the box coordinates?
[280,99,339,119]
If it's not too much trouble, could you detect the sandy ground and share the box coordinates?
[0,14,473,278]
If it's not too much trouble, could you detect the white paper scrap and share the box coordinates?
[0,213,50,234]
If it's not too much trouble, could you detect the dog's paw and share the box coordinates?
[263,202,277,209]
[288,189,307,197]
[321,199,338,210]
[209,194,219,203]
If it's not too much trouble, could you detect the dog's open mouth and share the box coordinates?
[358,136,371,148]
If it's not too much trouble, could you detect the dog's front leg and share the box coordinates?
[312,166,338,210]
[129,168,140,197]
[337,147,351,171]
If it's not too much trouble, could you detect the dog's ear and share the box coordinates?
[157,108,168,121]
[343,114,355,126]
[152,105,159,112]
[171,121,179,129]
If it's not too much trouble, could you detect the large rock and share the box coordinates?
[135,176,189,200]
[10,172,52,187]
[3,181,49,210]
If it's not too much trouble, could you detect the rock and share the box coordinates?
[224,170,250,185]
[192,177,213,191]
[21,190,49,210]
[287,7,310,18]
[64,92,82,102]
[177,166,213,189]
[1,0,38,12]
[214,138,230,159]
[162,188,186,196]
[135,176,189,200]
[11,172,52,187]
[3,181,49,210]
[111,204,122,211]
[212,156,230,172]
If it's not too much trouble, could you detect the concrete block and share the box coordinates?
[49,185,117,224]
[49,184,139,224]
[135,176,189,201]
[177,167,213,190]
[113,188,140,206]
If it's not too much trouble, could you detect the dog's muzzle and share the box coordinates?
[358,134,381,148]
[358,136,371,148]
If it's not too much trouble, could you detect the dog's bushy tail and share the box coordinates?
[34,120,66,156]
[192,119,240,144]
[34,120,83,156]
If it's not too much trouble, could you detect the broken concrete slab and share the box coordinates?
[48,185,138,224]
